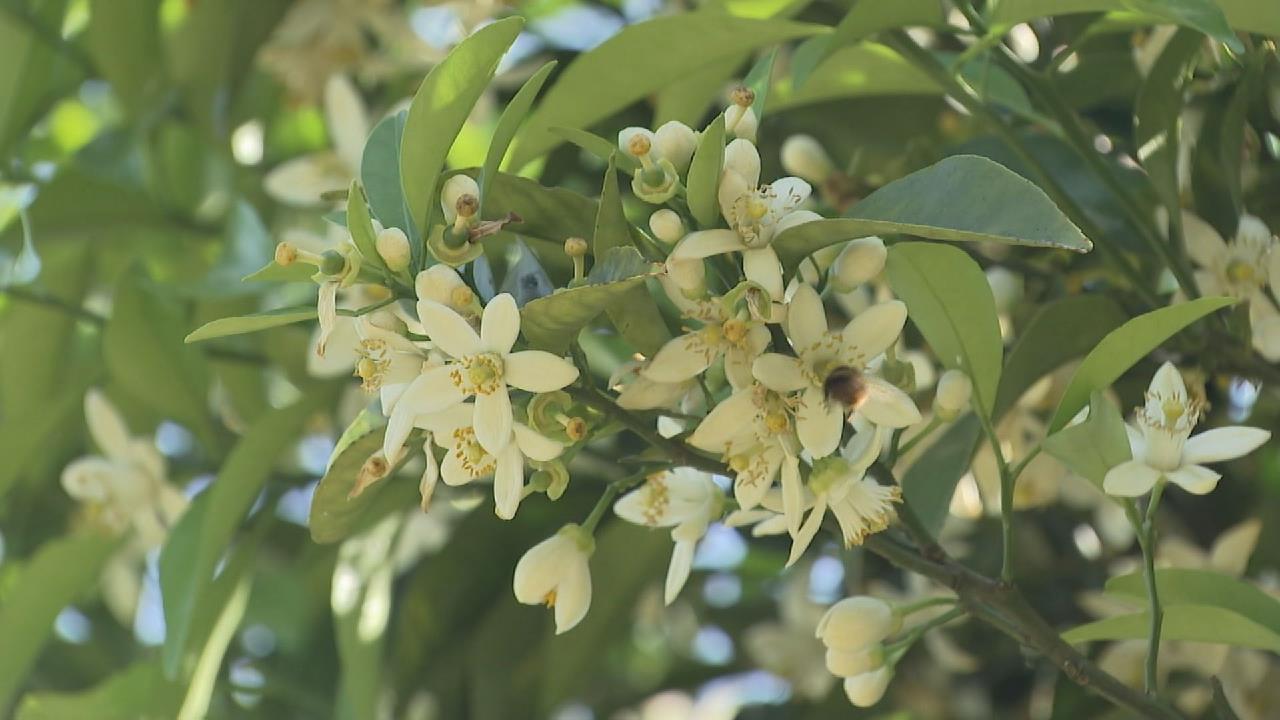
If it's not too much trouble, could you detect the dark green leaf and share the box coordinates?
[1134,29,1201,221]
[791,0,944,87]
[546,127,639,175]
[16,663,179,720]
[1063,605,1280,652]
[361,111,416,243]
[481,60,557,212]
[1048,296,1234,431]
[991,0,1261,45]
[742,47,778,120]
[901,413,983,535]
[310,410,410,544]
[83,0,163,116]
[521,248,658,353]
[347,181,381,269]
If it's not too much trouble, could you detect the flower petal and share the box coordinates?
[743,246,785,301]
[858,377,922,428]
[780,453,803,536]
[553,559,592,634]
[774,208,822,236]
[324,74,369,174]
[1166,464,1221,495]
[418,441,438,511]
[473,386,514,454]
[505,351,580,392]
[84,389,131,462]
[842,301,907,361]
[786,496,827,567]
[263,154,346,206]
[723,138,760,186]
[494,443,525,520]
[481,293,520,354]
[769,176,812,213]
[514,423,564,462]
[1183,426,1270,465]
[1181,211,1228,270]
[315,281,339,357]
[753,353,808,392]
[670,229,745,261]
[642,333,716,384]
[786,283,827,350]
[664,539,696,605]
[797,386,843,458]
[1102,460,1162,497]
[688,387,757,451]
[417,299,482,359]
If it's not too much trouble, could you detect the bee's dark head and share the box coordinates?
[823,366,869,411]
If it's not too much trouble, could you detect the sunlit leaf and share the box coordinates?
[185,306,317,343]
[483,60,557,206]
[1106,568,1280,636]
[686,115,725,230]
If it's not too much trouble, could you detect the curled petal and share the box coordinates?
[418,440,438,511]
[742,247,784,302]
[670,229,745,262]
[664,538,696,605]
[316,281,340,357]
[786,495,827,568]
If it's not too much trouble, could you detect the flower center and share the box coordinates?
[451,427,496,478]
[543,589,558,607]
[764,410,789,434]
[1224,259,1259,287]
[732,188,777,248]
[637,473,671,526]
[453,353,504,395]
[353,339,391,392]
[722,318,749,346]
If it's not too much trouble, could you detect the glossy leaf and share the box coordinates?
[309,410,413,544]
[400,18,523,238]
[792,0,945,87]
[885,242,1003,418]
[686,114,726,230]
[775,155,1092,272]
[83,0,163,116]
[520,247,658,354]
[1042,392,1132,487]
[1134,28,1201,221]
[1047,296,1234,432]
[1106,568,1280,636]
[1063,604,1280,652]
[547,127,639,175]
[994,294,1127,420]
[185,306,316,343]
[0,533,119,710]
[509,14,825,169]
[346,181,381,269]
[774,44,936,110]
[361,110,416,243]
[482,60,557,209]
[901,413,983,535]
[742,48,778,120]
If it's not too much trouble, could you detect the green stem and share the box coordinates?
[582,473,647,534]
[884,606,966,658]
[972,407,1016,581]
[897,595,958,616]
[894,415,944,460]
[1140,481,1167,696]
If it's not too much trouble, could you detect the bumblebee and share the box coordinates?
[823,366,869,412]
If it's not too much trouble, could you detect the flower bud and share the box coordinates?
[619,127,654,158]
[563,236,589,258]
[375,227,411,272]
[985,266,1023,314]
[828,237,886,293]
[512,524,595,634]
[781,134,836,184]
[935,369,973,421]
[649,209,685,245]
[654,121,698,173]
[274,241,298,266]
[825,644,884,677]
[441,174,480,225]
[843,666,893,707]
[729,106,757,142]
[817,596,899,651]
[730,85,755,107]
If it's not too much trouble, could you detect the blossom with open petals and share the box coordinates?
[641,296,769,390]
[614,468,723,604]
[688,382,801,511]
[417,403,563,519]
[1181,212,1280,360]
[513,524,594,634]
[787,435,898,566]
[667,139,818,299]
[385,292,579,459]
[264,74,369,206]
[752,284,920,458]
[1104,362,1269,497]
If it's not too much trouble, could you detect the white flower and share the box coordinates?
[751,283,921,458]
[417,403,564,519]
[640,296,770,390]
[788,444,899,566]
[828,237,886,293]
[687,382,801,511]
[264,74,369,206]
[667,139,818,300]
[843,666,893,707]
[653,120,698,173]
[414,264,480,320]
[513,524,594,634]
[61,390,187,547]
[825,645,884,677]
[1182,211,1280,360]
[1104,362,1270,497]
[648,209,685,245]
[613,468,723,604]
[385,292,579,459]
[817,596,899,651]
[934,369,973,421]
[375,226,411,271]
[781,134,836,185]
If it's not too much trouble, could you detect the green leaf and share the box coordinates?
[686,114,726,229]
[333,516,400,720]
[509,14,825,169]
[176,541,255,720]
[654,54,743,126]
[885,242,1003,418]
[1134,29,1202,222]
[361,111,416,242]
[482,60,557,209]
[477,171,599,278]
[742,47,778,120]
[994,294,1127,420]
[400,18,523,239]
[187,202,273,297]
[103,269,214,448]
[1042,391,1132,487]
[242,260,314,284]
[792,0,944,87]
[593,159,671,356]
[0,533,119,710]
[774,155,1092,272]
[184,306,317,343]
[774,43,937,111]
[0,0,81,157]
[310,409,412,544]
[346,181,381,269]
[1191,52,1264,236]
[1106,568,1280,637]
[159,397,318,677]
[520,247,659,353]
[1063,605,1280,652]
[16,663,179,720]
[901,413,983,535]
[990,0,1263,45]
[83,0,163,116]
[1047,296,1234,432]
[546,127,640,175]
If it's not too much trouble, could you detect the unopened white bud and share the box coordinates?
[727,106,758,142]
[985,266,1023,313]
[843,666,893,707]
[619,127,655,158]
[816,596,899,651]
[512,525,595,635]
[935,369,973,421]
[782,134,835,184]
[825,645,884,677]
[829,237,886,293]
[441,174,480,225]
[649,209,685,245]
[654,121,698,173]
[375,227,411,271]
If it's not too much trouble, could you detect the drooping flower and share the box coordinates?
[384,292,579,459]
[667,139,819,300]
[513,524,594,634]
[1103,362,1270,497]
[752,283,921,458]
[1181,212,1280,360]
[264,74,369,206]
[416,403,564,519]
[613,468,723,604]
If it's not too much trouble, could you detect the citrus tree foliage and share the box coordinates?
[4,1,1280,719]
